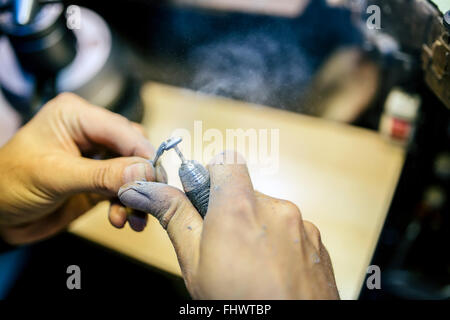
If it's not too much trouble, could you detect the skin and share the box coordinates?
[0,93,166,245]
[119,151,340,299]
[0,93,339,299]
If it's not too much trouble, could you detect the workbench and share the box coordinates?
[69,82,405,299]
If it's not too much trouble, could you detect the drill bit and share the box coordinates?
[152,137,210,217]
[151,136,183,166]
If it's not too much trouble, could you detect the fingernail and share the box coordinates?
[123,163,153,184]
[118,206,128,217]
[118,181,172,227]
[118,184,151,212]
[128,210,147,232]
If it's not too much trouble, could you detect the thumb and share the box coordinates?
[118,181,203,281]
[43,156,156,196]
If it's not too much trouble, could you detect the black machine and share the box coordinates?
[0,0,143,121]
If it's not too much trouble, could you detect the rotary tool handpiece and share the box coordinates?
[179,160,210,217]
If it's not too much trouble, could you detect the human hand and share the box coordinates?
[0,93,166,245]
[118,151,339,299]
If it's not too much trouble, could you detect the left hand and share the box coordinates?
[0,93,166,245]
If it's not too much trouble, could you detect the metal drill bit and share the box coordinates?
[152,136,211,217]
[173,145,187,164]
[151,136,183,166]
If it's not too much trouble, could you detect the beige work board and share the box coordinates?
[69,82,405,299]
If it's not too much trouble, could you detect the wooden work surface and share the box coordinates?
[69,82,405,299]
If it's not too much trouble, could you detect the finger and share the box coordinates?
[74,103,168,184]
[317,242,339,294]
[109,201,149,231]
[302,220,338,293]
[57,93,155,159]
[207,151,256,219]
[108,200,127,229]
[43,155,156,196]
[127,210,148,232]
[118,181,202,280]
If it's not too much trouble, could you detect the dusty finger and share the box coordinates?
[127,210,148,232]
[118,181,203,281]
[206,151,256,219]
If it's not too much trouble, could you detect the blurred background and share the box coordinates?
[0,0,448,299]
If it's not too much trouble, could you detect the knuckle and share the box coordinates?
[282,200,301,212]
[54,92,93,114]
[39,99,60,114]
[109,110,129,124]
[55,92,78,102]
[304,220,322,243]
[93,164,114,193]
[42,92,80,115]
[279,200,302,223]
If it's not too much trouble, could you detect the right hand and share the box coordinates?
[118,151,339,299]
